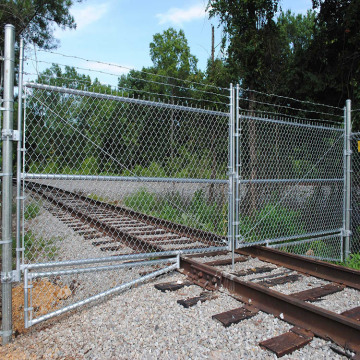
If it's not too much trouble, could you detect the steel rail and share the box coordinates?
[236,246,360,290]
[180,256,360,354]
[25,182,226,250]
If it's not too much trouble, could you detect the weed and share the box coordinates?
[24,201,41,220]
[339,253,360,270]
[24,231,58,261]
[124,189,227,235]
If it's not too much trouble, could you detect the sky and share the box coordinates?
[24,0,313,87]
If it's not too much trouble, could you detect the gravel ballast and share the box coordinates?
[7,189,354,359]
[0,271,350,360]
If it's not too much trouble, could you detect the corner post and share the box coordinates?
[1,24,15,345]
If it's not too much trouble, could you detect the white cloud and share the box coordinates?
[156,4,206,25]
[72,3,109,30]
[84,61,130,76]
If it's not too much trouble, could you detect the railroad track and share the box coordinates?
[152,248,360,358]
[25,182,360,358]
[25,181,227,254]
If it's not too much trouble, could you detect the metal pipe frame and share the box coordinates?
[15,37,24,282]
[238,229,342,248]
[25,261,179,328]
[29,257,177,279]
[234,84,240,264]
[228,84,234,254]
[344,100,352,259]
[1,24,15,345]
[268,232,341,249]
[21,246,229,271]
[24,83,228,117]
[239,113,344,132]
[22,173,343,184]
[23,173,228,184]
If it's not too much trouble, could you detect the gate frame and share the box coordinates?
[232,84,352,262]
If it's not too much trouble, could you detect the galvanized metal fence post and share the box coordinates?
[343,99,352,259]
[235,85,240,254]
[228,84,234,256]
[15,37,24,281]
[1,24,15,345]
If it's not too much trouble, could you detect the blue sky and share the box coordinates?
[24,0,313,87]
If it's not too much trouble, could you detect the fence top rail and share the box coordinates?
[24,82,229,117]
[22,173,228,184]
[239,113,344,132]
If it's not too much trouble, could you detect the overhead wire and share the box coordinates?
[240,96,342,119]
[25,47,347,122]
[35,48,230,92]
[23,71,229,108]
[239,85,343,112]
[239,108,342,127]
[24,58,230,105]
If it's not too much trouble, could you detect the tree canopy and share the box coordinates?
[0,0,82,49]
[118,27,207,101]
[207,0,359,122]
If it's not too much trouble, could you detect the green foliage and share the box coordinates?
[124,189,227,235]
[208,0,281,91]
[24,201,41,220]
[24,230,57,260]
[122,162,167,178]
[150,28,198,82]
[240,203,305,242]
[339,253,360,270]
[0,0,81,50]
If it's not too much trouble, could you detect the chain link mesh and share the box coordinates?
[236,112,344,260]
[22,83,229,265]
[351,133,360,255]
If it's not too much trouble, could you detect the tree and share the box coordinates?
[119,28,203,99]
[208,0,280,92]
[150,28,198,81]
[306,0,360,111]
[0,0,82,49]
[275,9,317,99]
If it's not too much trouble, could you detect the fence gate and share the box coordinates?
[1,26,355,338]
[18,72,230,327]
[230,85,347,261]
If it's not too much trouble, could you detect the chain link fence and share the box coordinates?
[234,107,345,261]
[22,82,230,266]
[351,132,360,255]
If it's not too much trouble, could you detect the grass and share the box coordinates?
[24,230,58,261]
[338,253,360,270]
[24,201,41,220]
[124,189,227,235]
